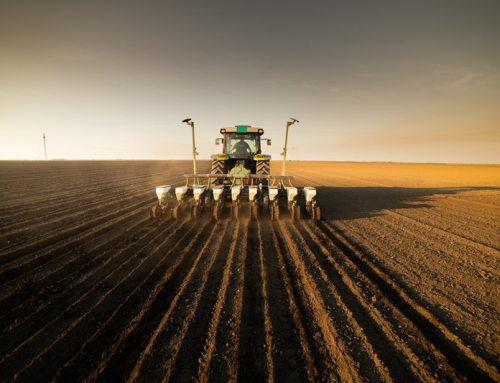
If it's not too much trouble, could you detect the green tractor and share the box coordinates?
[150,118,321,221]
[210,125,272,181]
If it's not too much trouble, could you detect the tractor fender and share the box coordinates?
[253,154,272,161]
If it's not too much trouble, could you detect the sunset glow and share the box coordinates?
[1,1,499,163]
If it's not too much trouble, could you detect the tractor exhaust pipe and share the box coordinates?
[281,118,299,175]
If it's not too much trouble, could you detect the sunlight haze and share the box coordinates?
[1,1,499,163]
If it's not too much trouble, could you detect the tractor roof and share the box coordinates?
[220,126,264,135]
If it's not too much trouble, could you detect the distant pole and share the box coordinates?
[43,133,47,160]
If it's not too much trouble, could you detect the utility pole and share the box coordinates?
[43,133,47,160]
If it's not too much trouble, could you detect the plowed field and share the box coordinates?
[1,160,499,382]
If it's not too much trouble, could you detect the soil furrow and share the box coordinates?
[268,221,319,381]
[257,219,311,381]
[275,220,367,382]
[0,196,153,267]
[197,221,246,381]
[7,218,199,382]
[145,220,234,382]
[0,161,498,381]
[121,221,227,382]
[318,220,500,381]
[51,220,211,382]
[0,219,185,374]
[0,206,153,302]
[294,220,443,381]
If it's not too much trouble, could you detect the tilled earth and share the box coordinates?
[0,160,499,382]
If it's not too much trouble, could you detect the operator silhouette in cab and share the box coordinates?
[231,137,251,154]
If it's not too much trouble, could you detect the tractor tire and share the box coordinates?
[211,160,225,185]
[256,160,270,185]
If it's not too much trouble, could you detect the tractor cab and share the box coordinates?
[217,126,266,160]
[225,132,261,157]
[151,118,321,222]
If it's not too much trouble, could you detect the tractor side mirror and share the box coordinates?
[215,138,223,145]
[267,139,272,145]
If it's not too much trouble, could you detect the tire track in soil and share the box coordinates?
[0,218,195,381]
[315,220,500,382]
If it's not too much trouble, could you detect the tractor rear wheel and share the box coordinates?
[211,160,225,185]
[256,160,270,185]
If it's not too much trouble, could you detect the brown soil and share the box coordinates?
[0,160,499,382]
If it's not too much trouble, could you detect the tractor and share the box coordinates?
[210,125,272,181]
[150,118,320,221]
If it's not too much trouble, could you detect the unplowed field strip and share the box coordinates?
[1,160,499,382]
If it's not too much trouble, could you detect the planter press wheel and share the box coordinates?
[291,205,301,221]
[172,206,181,220]
[311,206,321,221]
[150,204,162,219]
[191,204,202,220]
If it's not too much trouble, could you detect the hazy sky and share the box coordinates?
[1,1,499,163]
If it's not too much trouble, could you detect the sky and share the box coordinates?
[1,0,499,163]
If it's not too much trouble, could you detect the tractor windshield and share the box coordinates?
[226,133,261,155]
